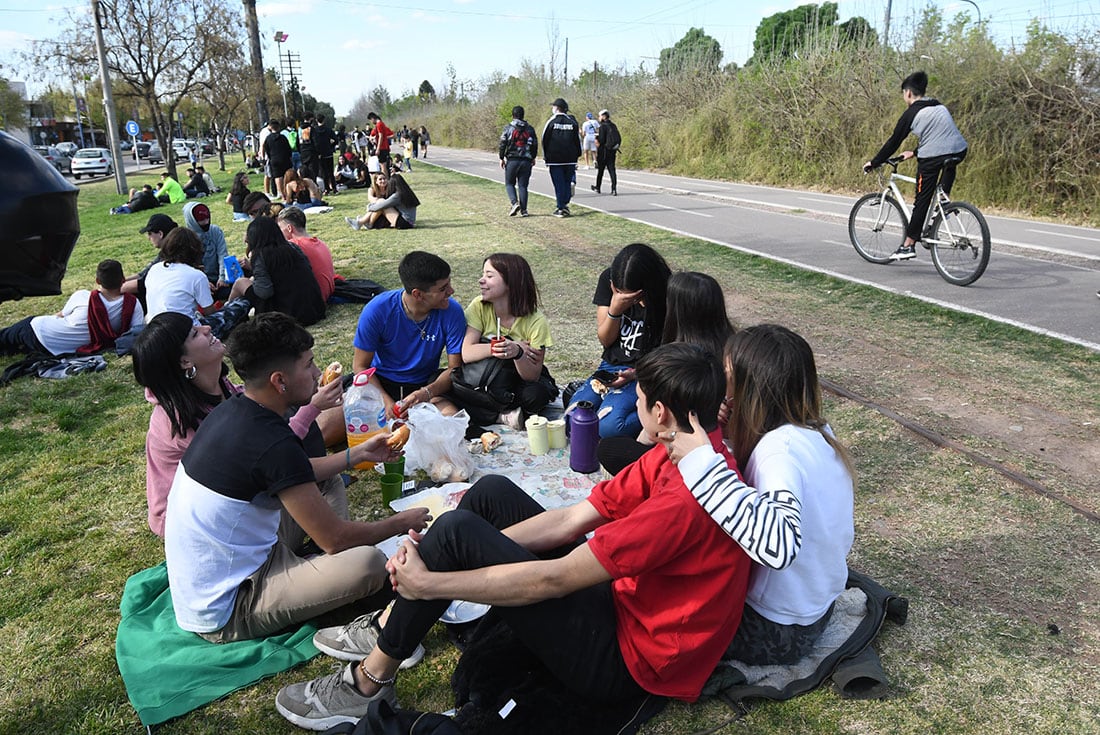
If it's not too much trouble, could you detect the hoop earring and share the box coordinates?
[184,365,197,380]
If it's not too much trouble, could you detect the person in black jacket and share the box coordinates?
[313,114,340,195]
[592,109,621,196]
[262,119,293,202]
[499,105,539,217]
[540,97,581,217]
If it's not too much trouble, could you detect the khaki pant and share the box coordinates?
[202,475,388,643]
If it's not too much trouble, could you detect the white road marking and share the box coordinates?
[649,202,713,218]
[1027,229,1100,243]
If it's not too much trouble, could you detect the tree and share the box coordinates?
[35,0,243,178]
[367,86,392,115]
[418,80,436,102]
[657,28,722,77]
[301,93,335,124]
[0,68,26,132]
[752,2,838,61]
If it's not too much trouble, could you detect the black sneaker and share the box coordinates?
[509,202,521,217]
[889,244,917,261]
[561,207,571,217]
[520,210,529,217]
[590,185,600,193]
[553,209,565,218]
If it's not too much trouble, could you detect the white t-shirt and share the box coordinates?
[31,290,145,355]
[743,424,854,626]
[144,262,213,323]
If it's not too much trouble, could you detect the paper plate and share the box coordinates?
[440,600,490,625]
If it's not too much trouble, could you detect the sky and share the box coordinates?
[1,0,1097,118]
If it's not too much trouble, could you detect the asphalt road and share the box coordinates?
[422,147,1100,352]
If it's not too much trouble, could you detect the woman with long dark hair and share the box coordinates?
[228,216,325,326]
[566,243,671,438]
[598,270,735,473]
[663,325,855,665]
[226,171,251,221]
[453,253,557,427]
[132,312,341,537]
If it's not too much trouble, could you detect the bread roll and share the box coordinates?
[386,423,411,450]
[320,361,343,386]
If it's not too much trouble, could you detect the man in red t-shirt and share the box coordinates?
[276,343,754,731]
[367,112,394,176]
[275,207,335,302]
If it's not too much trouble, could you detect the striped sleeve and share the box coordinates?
[677,445,802,570]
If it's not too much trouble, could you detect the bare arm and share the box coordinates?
[503,499,605,553]
[278,480,430,553]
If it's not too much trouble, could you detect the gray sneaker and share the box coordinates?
[345,216,361,231]
[275,663,396,731]
[313,611,425,668]
[509,202,521,217]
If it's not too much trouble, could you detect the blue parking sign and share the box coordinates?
[125,120,140,137]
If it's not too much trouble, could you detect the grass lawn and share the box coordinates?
[0,162,1097,734]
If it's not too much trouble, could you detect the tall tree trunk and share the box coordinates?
[243,0,268,126]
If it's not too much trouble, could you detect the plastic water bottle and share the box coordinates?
[569,401,600,473]
[344,368,388,469]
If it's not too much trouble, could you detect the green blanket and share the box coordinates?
[115,563,319,726]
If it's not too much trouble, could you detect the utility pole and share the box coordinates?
[91,0,126,193]
[244,0,269,125]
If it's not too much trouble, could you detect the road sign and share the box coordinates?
[125,120,140,137]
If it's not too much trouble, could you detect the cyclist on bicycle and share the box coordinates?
[863,71,968,261]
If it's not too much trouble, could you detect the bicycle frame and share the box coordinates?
[873,168,950,241]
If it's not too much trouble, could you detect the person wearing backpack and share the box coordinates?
[540,97,581,217]
[592,109,621,196]
[498,105,539,218]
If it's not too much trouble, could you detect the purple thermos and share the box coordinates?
[569,401,600,473]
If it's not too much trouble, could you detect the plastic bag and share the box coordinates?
[403,402,476,483]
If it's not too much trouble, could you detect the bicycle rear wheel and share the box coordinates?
[849,193,907,264]
[929,201,990,286]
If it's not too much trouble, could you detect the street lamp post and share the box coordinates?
[274,31,290,118]
[959,0,981,26]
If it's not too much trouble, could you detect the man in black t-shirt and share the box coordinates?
[163,313,431,642]
[262,119,293,201]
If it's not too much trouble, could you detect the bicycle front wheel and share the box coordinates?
[849,193,907,264]
[929,201,990,286]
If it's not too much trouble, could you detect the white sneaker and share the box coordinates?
[497,407,524,430]
[345,216,361,231]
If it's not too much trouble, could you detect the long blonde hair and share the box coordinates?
[723,324,854,478]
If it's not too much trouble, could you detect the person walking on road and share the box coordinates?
[863,70,968,262]
[499,105,539,218]
[592,109,621,196]
[541,98,581,218]
[581,112,599,169]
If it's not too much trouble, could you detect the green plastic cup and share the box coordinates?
[383,457,406,477]
[380,473,404,504]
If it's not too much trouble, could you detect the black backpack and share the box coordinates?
[606,123,622,152]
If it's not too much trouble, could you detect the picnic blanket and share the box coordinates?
[115,563,320,727]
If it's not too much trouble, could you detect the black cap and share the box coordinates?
[139,213,177,234]
[552,98,568,112]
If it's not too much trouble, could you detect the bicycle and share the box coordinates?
[849,156,991,286]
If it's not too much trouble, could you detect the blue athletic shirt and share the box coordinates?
[353,289,466,384]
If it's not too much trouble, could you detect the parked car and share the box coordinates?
[147,141,164,164]
[33,145,71,174]
[171,142,191,162]
[134,141,151,159]
[55,141,79,157]
[119,140,133,151]
[199,138,215,154]
[70,147,114,179]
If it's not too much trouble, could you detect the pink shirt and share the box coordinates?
[290,234,336,302]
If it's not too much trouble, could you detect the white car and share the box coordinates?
[70,147,114,179]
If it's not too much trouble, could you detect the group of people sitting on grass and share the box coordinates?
[116,234,855,731]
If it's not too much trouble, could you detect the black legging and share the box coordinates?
[595,148,617,192]
[375,476,646,702]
